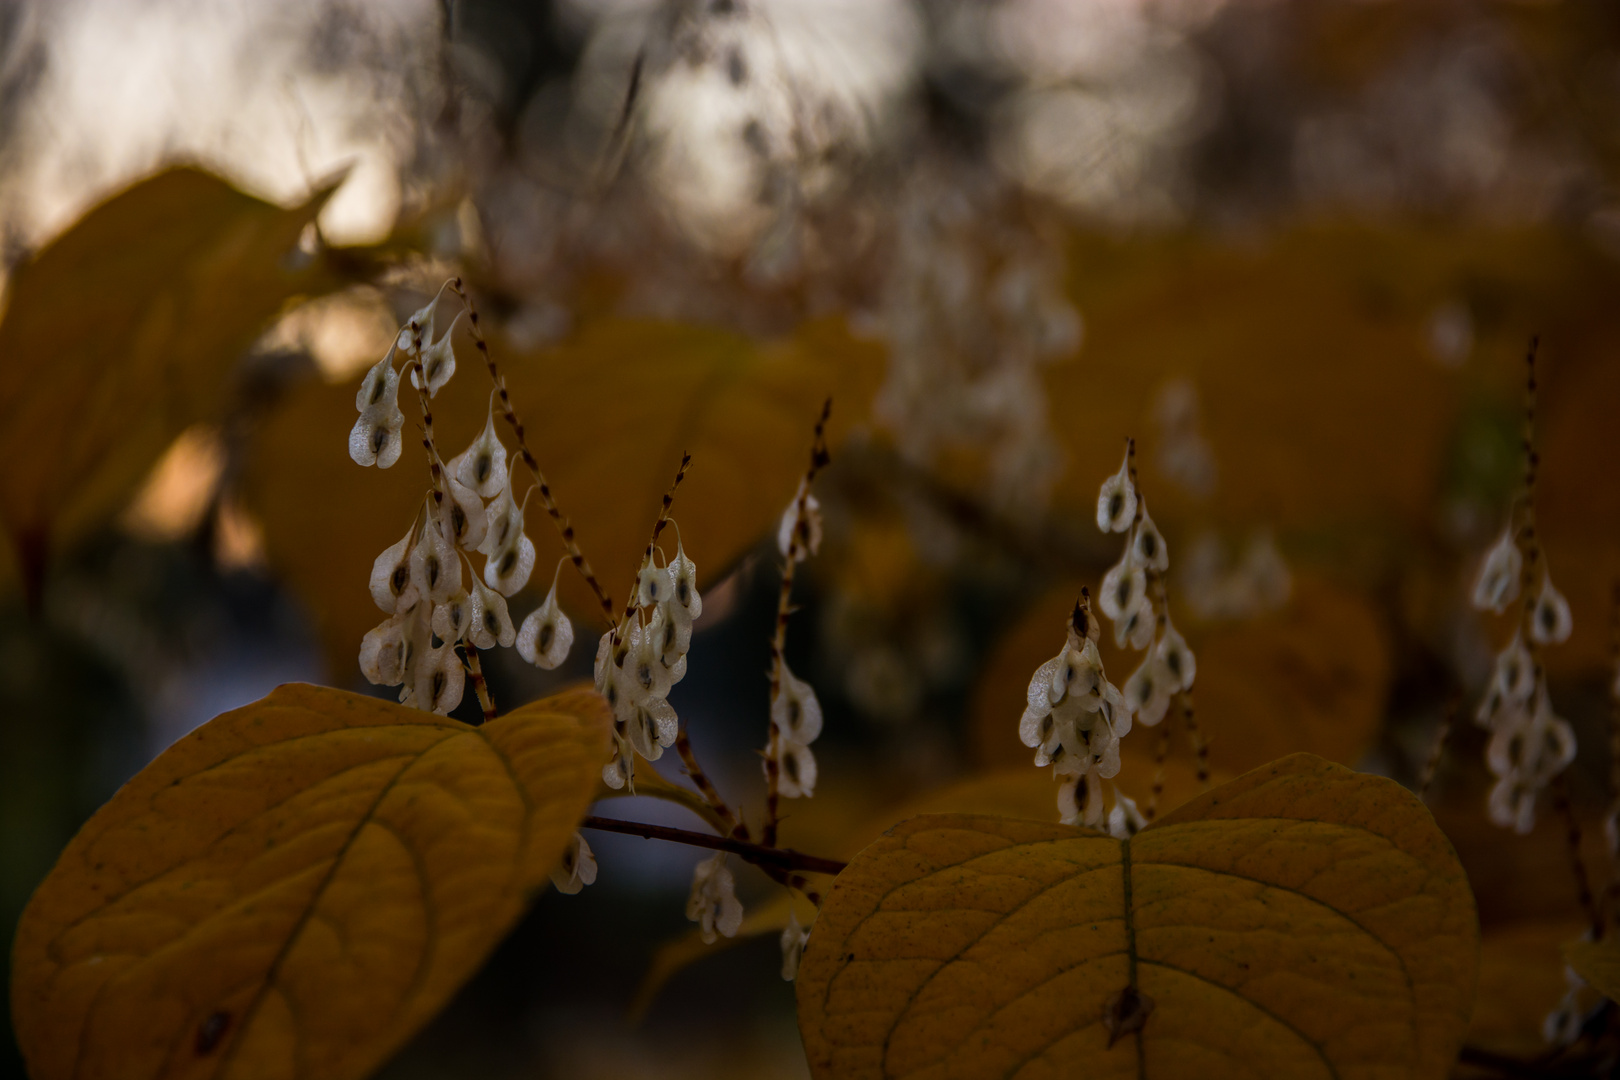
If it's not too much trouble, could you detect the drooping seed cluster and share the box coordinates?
[766,477,826,803]
[1470,346,1575,835]
[596,524,701,793]
[1020,440,1195,835]
[348,286,575,716]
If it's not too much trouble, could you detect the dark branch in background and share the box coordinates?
[580,814,846,877]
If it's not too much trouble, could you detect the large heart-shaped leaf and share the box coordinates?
[0,167,340,588]
[796,753,1477,1079]
[10,683,608,1080]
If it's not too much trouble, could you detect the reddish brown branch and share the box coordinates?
[580,814,845,877]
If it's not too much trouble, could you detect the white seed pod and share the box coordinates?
[550,832,597,895]
[467,577,516,649]
[772,659,823,744]
[627,698,678,761]
[1096,449,1138,533]
[484,533,535,597]
[412,640,465,716]
[628,612,676,701]
[1114,594,1155,651]
[410,311,461,397]
[359,614,413,686]
[1529,576,1573,646]
[431,590,472,644]
[1487,775,1536,834]
[1123,654,1173,727]
[1108,788,1147,839]
[637,561,675,607]
[654,600,692,668]
[369,521,417,613]
[443,475,488,552]
[397,299,436,356]
[778,482,823,562]
[453,399,510,499]
[780,912,810,982]
[1099,558,1147,623]
[1155,618,1196,692]
[669,538,702,623]
[1019,704,1054,750]
[686,853,743,944]
[479,479,521,557]
[517,576,574,669]
[775,739,818,798]
[409,505,462,603]
[349,356,405,468]
[1131,508,1169,573]
[601,734,634,792]
[1471,526,1522,614]
[1491,632,1536,710]
[1046,638,1104,712]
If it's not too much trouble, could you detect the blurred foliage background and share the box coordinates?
[3,1,1620,1076]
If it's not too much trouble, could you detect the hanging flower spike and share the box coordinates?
[451,395,511,500]
[626,698,679,762]
[780,912,811,981]
[1096,445,1138,533]
[550,832,597,895]
[467,576,516,650]
[517,563,574,669]
[369,518,418,613]
[443,475,488,553]
[1472,525,1523,613]
[776,740,818,798]
[778,479,824,562]
[410,310,462,398]
[686,853,744,944]
[409,502,462,604]
[431,589,472,645]
[1530,575,1573,646]
[1131,505,1169,573]
[1155,616,1196,692]
[1123,652,1174,727]
[1108,788,1147,839]
[349,354,406,469]
[772,659,824,745]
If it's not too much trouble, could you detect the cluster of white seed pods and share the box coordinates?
[348,286,575,718]
[595,526,702,793]
[1470,348,1576,837]
[767,478,826,803]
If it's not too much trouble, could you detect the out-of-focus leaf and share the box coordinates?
[244,316,882,673]
[1463,920,1588,1058]
[1053,226,1620,531]
[972,574,1389,777]
[0,167,339,582]
[1563,933,1620,1006]
[797,753,1478,1080]
[10,683,608,1080]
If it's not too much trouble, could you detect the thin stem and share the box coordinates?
[1146,717,1171,822]
[450,279,616,627]
[580,814,846,877]
[765,400,832,849]
[462,644,496,723]
[1180,690,1210,789]
[1603,581,1620,935]
[404,320,447,511]
[1551,774,1599,932]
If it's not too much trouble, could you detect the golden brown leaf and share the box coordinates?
[797,753,1477,1079]
[972,575,1388,777]
[10,682,608,1080]
[243,316,882,672]
[1563,933,1620,1006]
[0,167,339,580]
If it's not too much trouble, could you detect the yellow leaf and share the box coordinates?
[797,753,1477,1079]
[1563,934,1620,1006]
[0,167,339,581]
[972,575,1389,778]
[9,682,608,1080]
[243,316,882,672]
